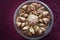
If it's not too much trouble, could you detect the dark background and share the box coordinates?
[0,0,60,40]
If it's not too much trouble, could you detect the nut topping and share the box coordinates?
[16,2,51,37]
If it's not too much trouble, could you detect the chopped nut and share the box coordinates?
[39,23,45,26]
[23,31,32,36]
[40,27,46,31]
[16,17,20,22]
[19,17,25,21]
[36,4,41,9]
[28,32,32,36]
[34,25,40,31]
[39,13,43,18]
[39,19,43,23]
[38,29,43,34]
[33,11,38,15]
[29,26,35,34]
[37,8,43,14]
[40,6,45,10]
[26,5,31,13]
[32,3,38,6]
[22,5,27,10]
[20,13,25,16]
[23,14,28,18]
[29,11,37,15]
[30,4,35,10]
[43,11,49,17]
[32,3,41,9]
[22,26,29,30]
[43,18,49,24]
[16,22,21,27]
[19,9,22,14]
[21,23,25,27]
[19,9,25,15]
[25,22,29,25]
[26,32,32,36]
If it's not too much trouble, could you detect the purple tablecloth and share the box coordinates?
[0,0,60,40]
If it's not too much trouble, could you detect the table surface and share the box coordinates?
[0,0,60,40]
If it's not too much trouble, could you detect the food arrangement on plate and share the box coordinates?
[15,2,51,37]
